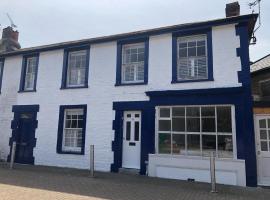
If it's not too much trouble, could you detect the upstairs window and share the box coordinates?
[177,35,207,81]
[115,38,149,86]
[0,59,4,93]
[172,28,213,83]
[122,43,145,83]
[61,46,90,89]
[19,55,39,92]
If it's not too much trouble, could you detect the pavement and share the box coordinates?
[0,163,269,200]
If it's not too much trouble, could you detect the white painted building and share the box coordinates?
[0,12,258,187]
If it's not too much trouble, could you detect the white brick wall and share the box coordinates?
[0,24,241,170]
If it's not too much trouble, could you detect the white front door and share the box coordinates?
[255,115,270,186]
[122,111,141,169]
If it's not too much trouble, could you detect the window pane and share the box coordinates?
[202,135,216,156]
[261,141,268,151]
[201,107,215,116]
[259,119,266,128]
[218,135,233,158]
[172,117,185,132]
[172,134,185,154]
[186,118,200,132]
[187,134,200,155]
[217,106,232,132]
[202,118,215,132]
[186,107,200,117]
[179,48,187,58]
[159,120,171,131]
[197,46,206,56]
[159,133,171,154]
[172,107,185,116]
[126,121,131,141]
[160,108,170,118]
[134,121,140,141]
[260,130,267,140]
[188,47,196,57]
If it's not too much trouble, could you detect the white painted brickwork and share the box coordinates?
[0,24,241,171]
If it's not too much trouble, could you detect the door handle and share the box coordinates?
[20,142,27,146]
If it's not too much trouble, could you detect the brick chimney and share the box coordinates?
[226,2,240,17]
[0,26,21,53]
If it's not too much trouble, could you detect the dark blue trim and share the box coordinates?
[61,45,90,89]
[115,37,149,86]
[235,22,257,187]
[18,53,39,92]
[56,104,87,155]
[7,104,39,165]
[0,14,257,58]
[0,58,5,93]
[172,28,213,83]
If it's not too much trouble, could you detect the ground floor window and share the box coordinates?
[157,105,234,158]
[57,105,87,154]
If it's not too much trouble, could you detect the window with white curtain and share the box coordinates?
[157,105,234,158]
[177,35,208,81]
[62,109,84,152]
[66,50,87,87]
[122,43,145,83]
[24,56,38,91]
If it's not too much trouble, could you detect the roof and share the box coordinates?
[0,13,258,58]
[250,54,270,73]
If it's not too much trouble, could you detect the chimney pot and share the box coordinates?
[226,2,240,17]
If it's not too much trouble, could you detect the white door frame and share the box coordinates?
[122,111,141,169]
[254,114,270,186]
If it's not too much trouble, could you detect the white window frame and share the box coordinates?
[121,43,145,84]
[155,105,237,159]
[66,50,87,88]
[62,109,84,152]
[177,34,208,81]
[24,56,37,91]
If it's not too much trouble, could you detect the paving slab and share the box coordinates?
[0,163,269,200]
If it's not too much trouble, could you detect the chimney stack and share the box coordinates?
[226,2,240,17]
[0,26,21,53]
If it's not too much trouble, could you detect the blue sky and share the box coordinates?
[0,0,269,61]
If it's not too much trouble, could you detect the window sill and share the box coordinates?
[171,78,214,84]
[60,85,88,90]
[18,89,37,93]
[57,150,84,155]
[115,82,147,86]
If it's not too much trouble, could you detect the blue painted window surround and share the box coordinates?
[18,54,39,92]
[115,37,149,86]
[172,28,213,83]
[61,45,90,89]
[56,104,87,155]
[0,58,4,94]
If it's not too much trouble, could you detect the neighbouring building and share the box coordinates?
[251,54,270,186]
[0,3,258,187]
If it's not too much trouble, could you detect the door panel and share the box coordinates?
[122,111,141,169]
[255,115,270,186]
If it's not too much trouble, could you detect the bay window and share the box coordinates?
[157,105,234,158]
